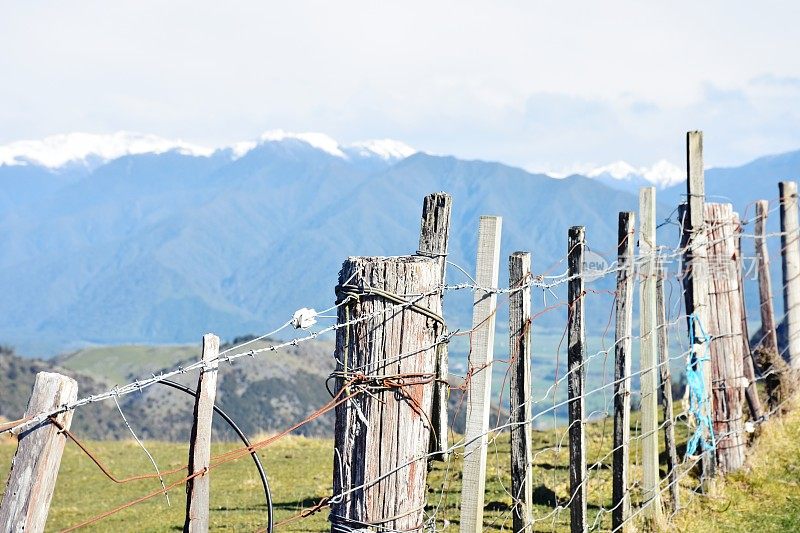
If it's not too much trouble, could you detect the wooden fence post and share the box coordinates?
[612,212,634,532]
[459,216,502,533]
[656,266,679,513]
[681,130,716,480]
[733,214,764,421]
[567,226,587,533]
[184,333,220,533]
[0,372,78,533]
[704,203,746,473]
[331,255,443,532]
[639,187,665,527]
[418,192,453,461]
[754,200,791,411]
[509,251,533,533]
[779,181,800,370]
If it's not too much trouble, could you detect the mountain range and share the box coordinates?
[1,131,797,357]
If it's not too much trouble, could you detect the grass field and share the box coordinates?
[2,404,800,531]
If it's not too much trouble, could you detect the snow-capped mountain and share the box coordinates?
[0,130,417,169]
[586,159,685,193]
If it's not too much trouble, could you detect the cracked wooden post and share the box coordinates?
[733,213,764,421]
[612,212,634,532]
[639,187,665,527]
[509,251,533,533]
[0,372,78,533]
[568,226,587,533]
[754,199,791,411]
[656,265,679,513]
[331,255,442,532]
[681,130,716,480]
[705,203,746,473]
[184,333,220,533]
[459,216,502,533]
[418,192,453,461]
[780,181,800,369]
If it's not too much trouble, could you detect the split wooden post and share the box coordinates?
[754,200,790,411]
[0,372,78,533]
[681,130,716,480]
[612,212,634,532]
[331,256,443,532]
[509,251,533,533]
[418,192,453,461]
[184,333,220,533]
[567,226,587,533]
[656,267,679,513]
[638,187,665,526]
[779,181,800,369]
[459,216,502,533]
[734,214,764,421]
[704,204,746,473]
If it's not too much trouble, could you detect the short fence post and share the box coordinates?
[184,333,220,533]
[331,255,443,532]
[418,192,453,461]
[612,212,634,532]
[567,226,587,533]
[704,203,746,473]
[509,251,533,532]
[0,372,78,533]
[779,181,800,369]
[754,199,791,410]
[681,130,716,480]
[638,187,665,526]
[656,265,679,513]
[459,216,502,533]
[734,213,764,421]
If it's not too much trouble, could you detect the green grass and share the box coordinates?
[0,413,675,532]
[3,406,800,532]
[675,403,800,533]
[58,345,199,384]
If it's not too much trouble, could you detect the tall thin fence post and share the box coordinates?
[184,333,220,533]
[754,199,791,411]
[509,251,533,532]
[331,255,443,531]
[612,212,634,532]
[567,226,587,533]
[734,213,764,421]
[779,181,800,370]
[656,264,679,513]
[704,203,746,473]
[418,192,453,461]
[459,216,503,533]
[639,187,665,526]
[681,130,716,480]
[0,372,78,533]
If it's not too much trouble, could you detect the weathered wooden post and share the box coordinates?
[0,372,78,533]
[567,226,587,533]
[733,213,764,421]
[656,266,679,513]
[509,251,533,532]
[460,216,502,533]
[704,203,746,473]
[681,130,716,479]
[779,181,800,369]
[754,200,791,410]
[612,212,634,532]
[331,255,443,532]
[639,187,665,526]
[418,192,453,461]
[184,333,220,533]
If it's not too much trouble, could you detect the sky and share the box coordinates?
[2,1,800,175]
